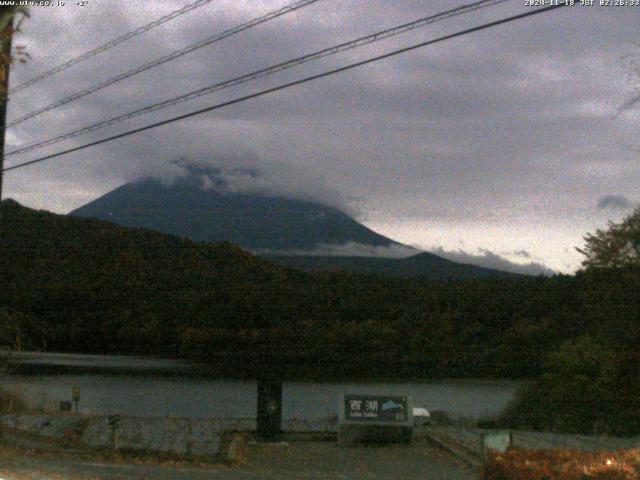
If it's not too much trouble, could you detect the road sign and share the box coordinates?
[343,395,410,423]
[338,394,414,446]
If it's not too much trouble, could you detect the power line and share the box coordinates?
[2,3,569,174]
[6,0,508,157]
[8,0,216,95]
[6,0,323,129]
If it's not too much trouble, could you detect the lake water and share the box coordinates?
[1,352,520,421]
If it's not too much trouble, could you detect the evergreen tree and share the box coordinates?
[577,207,640,269]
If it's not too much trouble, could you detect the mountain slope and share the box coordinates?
[70,175,406,252]
[69,173,524,278]
[0,199,307,355]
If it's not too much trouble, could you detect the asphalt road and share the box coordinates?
[0,439,478,480]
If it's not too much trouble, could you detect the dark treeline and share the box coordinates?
[1,200,639,433]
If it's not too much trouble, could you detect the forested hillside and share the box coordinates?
[265,252,521,279]
[1,200,638,393]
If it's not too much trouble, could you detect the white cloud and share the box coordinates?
[257,241,418,258]
[430,247,556,277]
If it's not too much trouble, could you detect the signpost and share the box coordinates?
[338,394,413,446]
[343,395,409,422]
[106,414,121,450]
[256,381,282,442]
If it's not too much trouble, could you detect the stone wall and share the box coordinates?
[0,414,338,456]
[1,414,255,456]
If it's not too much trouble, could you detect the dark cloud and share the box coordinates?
[597,195,633,211]
[3,1,639,273]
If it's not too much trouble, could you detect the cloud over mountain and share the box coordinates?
[148,153,363,218]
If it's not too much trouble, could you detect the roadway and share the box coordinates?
[0,434,478,480]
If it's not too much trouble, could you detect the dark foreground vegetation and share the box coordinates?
[484,448,640,480]
[1,199,639,435]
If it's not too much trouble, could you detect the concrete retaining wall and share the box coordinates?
[1,414,254,456]
[0,414,338,457]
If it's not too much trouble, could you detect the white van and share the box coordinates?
[412,407,431,426]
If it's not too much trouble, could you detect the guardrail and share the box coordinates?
[419,426,483,468]
[420,425,640,470]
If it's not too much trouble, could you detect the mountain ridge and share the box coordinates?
[69,173,524,278]
[70,174,408,252]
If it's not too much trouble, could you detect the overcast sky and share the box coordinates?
[3,0,639,274]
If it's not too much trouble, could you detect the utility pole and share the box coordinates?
[0,9,10,445]
[0,8,13,217]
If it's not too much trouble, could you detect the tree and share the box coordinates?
[499,335,619,434]
[576,207,640,269]
[0,5,30,97]
[0,308,52,351]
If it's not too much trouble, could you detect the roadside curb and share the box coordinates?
[1,426,87,455]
